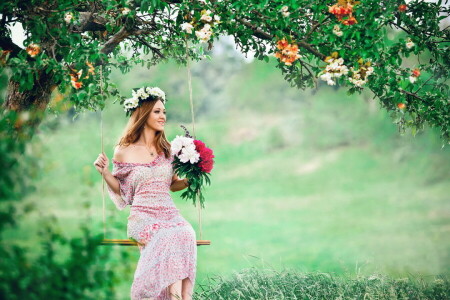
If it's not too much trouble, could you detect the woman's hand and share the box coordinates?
[93,152,109,175]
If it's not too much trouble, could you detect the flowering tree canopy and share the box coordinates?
[1,0,449,144]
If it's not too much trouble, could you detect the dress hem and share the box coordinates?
[144,272,195,300]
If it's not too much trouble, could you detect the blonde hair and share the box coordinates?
[116,99,171,159]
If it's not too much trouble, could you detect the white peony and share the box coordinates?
[179,147,200,164]
[171,136,195,156]
[171,136,185,155]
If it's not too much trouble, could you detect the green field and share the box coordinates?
[3,58,449,299]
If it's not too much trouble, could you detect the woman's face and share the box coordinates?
[146,100,166,131]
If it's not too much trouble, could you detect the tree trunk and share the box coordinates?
[2,68,57,138]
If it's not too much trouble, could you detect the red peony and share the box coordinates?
[199,159,214,173]
[194,139,206,151]
[200,147,214,160]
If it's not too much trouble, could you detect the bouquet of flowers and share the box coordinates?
[171,125,215,208]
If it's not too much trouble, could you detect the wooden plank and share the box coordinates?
[100,239,211,246]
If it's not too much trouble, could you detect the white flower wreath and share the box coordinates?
[123,86,166,116]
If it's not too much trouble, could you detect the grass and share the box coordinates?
[193,267,450,299]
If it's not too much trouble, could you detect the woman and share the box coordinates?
[93,87,196,300]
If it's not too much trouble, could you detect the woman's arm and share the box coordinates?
[170,173,189,192]
[103,146,123,195]
[94,148,121,195]
[103,169,121,195]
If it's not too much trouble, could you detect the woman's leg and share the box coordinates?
[168,280,183,300]
[181,277,193,300]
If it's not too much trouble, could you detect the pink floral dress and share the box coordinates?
[107,152,197,300]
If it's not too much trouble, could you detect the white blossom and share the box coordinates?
[339,65,349,75]
[200,9,212,22]
[409,76,417,83]
[200,14,212,22]
[64,12,73,24]
[333,25,343,37]
[195,25,213,42]
[406,41,415,49]
[124,86,167,114]
[181,22,194,34]
[319,72,332,82]
[349,77,367,87]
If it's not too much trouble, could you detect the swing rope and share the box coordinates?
[100,64,107,240]
[98,38,208,245]
[184,36,203,241]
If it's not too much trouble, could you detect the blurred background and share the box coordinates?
[1,32,449,298]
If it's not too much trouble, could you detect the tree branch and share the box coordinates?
[399,88,426,101]
[235,17,326,60]
[0,36,24,58]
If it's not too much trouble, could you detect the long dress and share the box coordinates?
[106,152,197,300]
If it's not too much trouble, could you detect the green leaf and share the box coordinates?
[141,0,149,12]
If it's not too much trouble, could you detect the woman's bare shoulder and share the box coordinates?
[113,144,132,162]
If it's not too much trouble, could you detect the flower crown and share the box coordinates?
[123,86,166,117]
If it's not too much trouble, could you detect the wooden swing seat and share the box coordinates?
[100,239,211,246]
